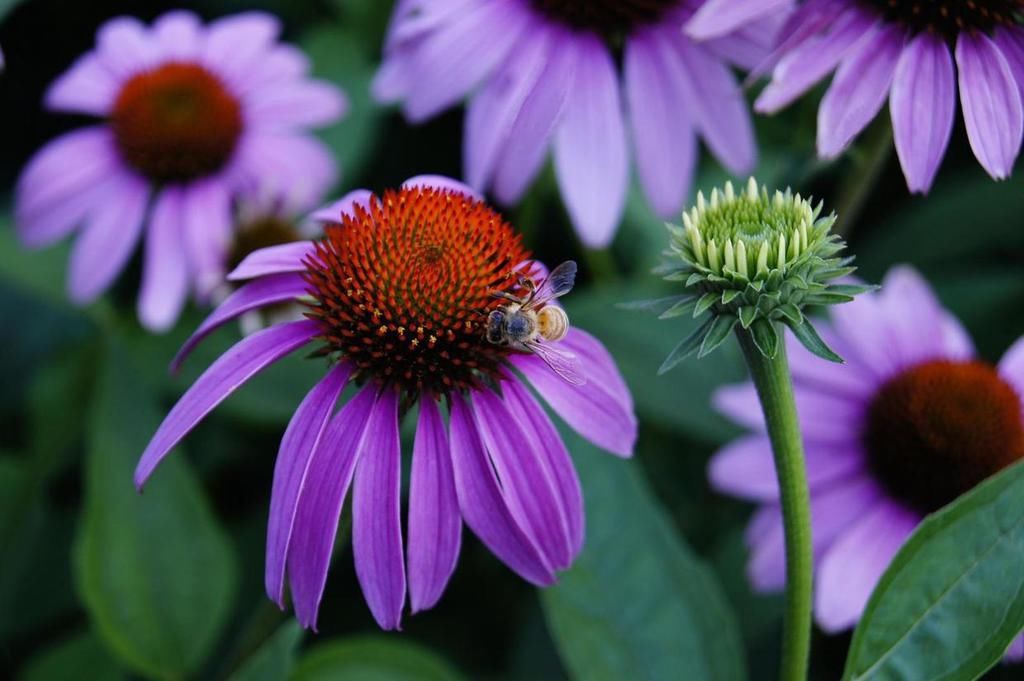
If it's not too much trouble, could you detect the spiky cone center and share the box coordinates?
[865,359,1024,513]
[653,179,865,366]
[303,186,534,399]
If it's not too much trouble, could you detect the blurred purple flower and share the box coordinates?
[374,0,777,247]
[15,10,346,331]
[134,176,637,631]
[689,0,1024,192]
[708,265,1024,660]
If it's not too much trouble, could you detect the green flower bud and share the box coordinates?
[637,178,874,372]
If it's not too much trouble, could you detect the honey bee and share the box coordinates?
[486,261,585,385]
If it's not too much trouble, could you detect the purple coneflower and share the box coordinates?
[134,176,638,630]
[709,265,1024,660]
[15,10,345,331]
[374,0,770,247]
[689,0,1024,192]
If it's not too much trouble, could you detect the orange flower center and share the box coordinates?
[864,360,1024,513]
[111,63,243,183]
[303,186,533,398]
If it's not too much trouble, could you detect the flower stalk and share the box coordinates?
[736,326,813,681]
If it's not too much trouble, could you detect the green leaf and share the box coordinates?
[787,319,843,363]
[843,461,1024,681]
[659,315,716,375]
[698,315,737,358]
[75,342,238,680]
[542,437,746,681]
[293,636,469,681]
[228,622,303,681]
[749,320,779,359]
[19,631,125,681]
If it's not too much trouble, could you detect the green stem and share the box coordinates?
[834,119,893,238]
[736,327,813,681]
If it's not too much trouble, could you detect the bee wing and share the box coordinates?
[529,261,577,307]
[524,338,586,386]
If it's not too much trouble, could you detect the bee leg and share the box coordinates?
[491,290,523,303]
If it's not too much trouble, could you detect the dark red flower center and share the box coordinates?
[111,62,243,184]
[857,0,1022,37]
[864,360,1024,514]
[529,0,678,33]
[229,216,303,273]
[303,186,533,398]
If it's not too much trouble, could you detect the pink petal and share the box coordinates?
[138,188,189,332]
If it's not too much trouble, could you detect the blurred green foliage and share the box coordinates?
[0,0,1022,680]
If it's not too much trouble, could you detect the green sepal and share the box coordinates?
[698,315,737,358]
[828,283,880,296]
[802,292,855,305]
[652,262,688,277]
[788,319,844,363]
[818,266,857,281]
[659,297,699,320]
[721,289,742,305]
[749,319,779,359]
[685,273,704,287]
[775,303,803,325]
[658,316,717,375]
[738,306,757,329]
[617,294,694,315]
[693,292,719,318]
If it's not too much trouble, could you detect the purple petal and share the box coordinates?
[553,34,628,248]
[228,242,315,281]
[998,335,1024,417]
[402,1,529,122]
[67,172,149,303]
[890,33,955,193]
[134,319,320,488]
[785,328,877,401]
[229,132,339,220]
[239,45,311,94]
[686,0,791,41]
[511,329,636,457]
[1005,635,1024,662]
[464,18,552,192]
[353,390,406,630]
[877,265,960,366]
[709,435,862,501]
[706,19,787,71]
[182,180,233,301]
[200,12,281,94]
[448,395,555,585]
[402,175,481,200]
[755,8,874,114]
[288,385,377,630]
[993,27,1024,100]
[503,379,585,559]
[138,188,189,332]
[265,362,352,606]
[747,505,786,592]
[171,273,311,373]
[670,40,756,175]
[713,381,863,443]
[246,80,348,130]
[16,127,121,247]
[310,189,375,225]
[828,289,907,380]
[472,389,573,570]
[817,23,904,159]
[152,10,202,60]
[408,397,462,613]
[816,500,919,632]
[956,32,1024,180]
[45,53,119,115]
[491,26,576,204]
[95,16,160,78]
[625,30,697,219]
